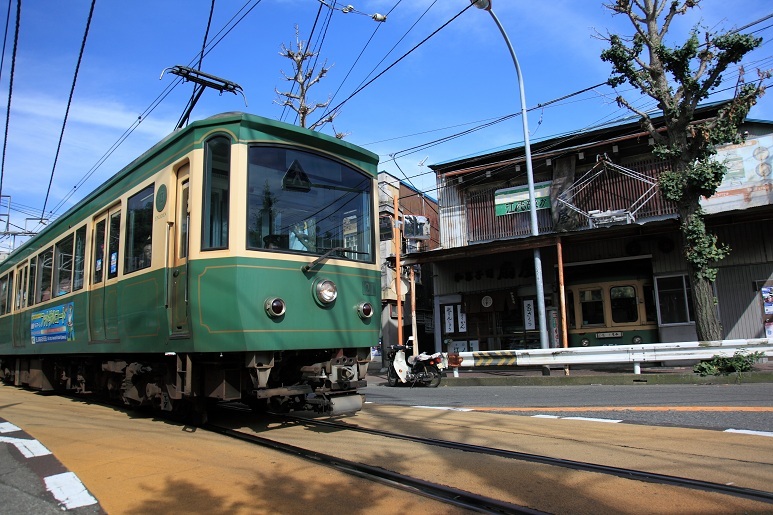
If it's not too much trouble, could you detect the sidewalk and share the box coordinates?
[366,355,773,386]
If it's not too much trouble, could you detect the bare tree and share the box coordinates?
[600,0,769,341]
[275,25,338,132]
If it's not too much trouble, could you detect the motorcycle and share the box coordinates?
[386,343,445,387]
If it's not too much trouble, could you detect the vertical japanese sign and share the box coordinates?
[524,299,535,331]
[457,305,467,333]
[444,305,455,334]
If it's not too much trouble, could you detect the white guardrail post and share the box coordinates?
[449,338,773,375]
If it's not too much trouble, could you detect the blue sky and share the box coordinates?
[0,0,771,250]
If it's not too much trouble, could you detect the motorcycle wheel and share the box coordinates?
[386,364,399,387]
[421,364,442,388]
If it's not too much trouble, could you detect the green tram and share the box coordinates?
[0,112,380,419]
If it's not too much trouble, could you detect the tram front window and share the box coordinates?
[246,146,373,263]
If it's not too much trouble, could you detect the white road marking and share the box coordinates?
[413,406,474,412]
[724,429,773,438]
[0,436,52,457]
[44,472,98,509]
[532,415,622,423]
[0,422,21,433]
[561,416,623,423]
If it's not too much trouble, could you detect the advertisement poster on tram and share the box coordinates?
[31,302,75,344]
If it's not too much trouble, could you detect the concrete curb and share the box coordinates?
[437,372,773,387]
[367,358,773,386]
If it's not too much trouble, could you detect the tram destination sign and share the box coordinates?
[596,331,623,338]
[494,181,552,216]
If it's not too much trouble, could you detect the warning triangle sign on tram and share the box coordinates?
[282,159,312,192]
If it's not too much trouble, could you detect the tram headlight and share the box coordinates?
[581,338,590,347]
[265,297,286,318]
[631,335,643,344]
[357,302,374,319]
[314,279,338,305]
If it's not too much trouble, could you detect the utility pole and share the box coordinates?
[393,190,403,348]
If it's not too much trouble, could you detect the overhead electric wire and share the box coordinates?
[39,0,96,223]
[320,0,407,121]
[0,0,20,207]
[294,4,335,125]
[177,0,216,129]
[279,0,324,122]
[310,1,475,129]
[46,0,265,221]
[0,0,12,89]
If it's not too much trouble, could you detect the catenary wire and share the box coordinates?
[309,2,475,129]
[39,0,96,223]
[0,0,20,208]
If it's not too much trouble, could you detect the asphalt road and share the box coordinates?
[362,382,773,432]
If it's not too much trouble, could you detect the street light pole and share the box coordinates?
[471,0,549,350]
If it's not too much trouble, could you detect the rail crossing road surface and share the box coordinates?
[2,384,773,514]
[362,381,773,433]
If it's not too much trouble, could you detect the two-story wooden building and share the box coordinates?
[415,103,773,354]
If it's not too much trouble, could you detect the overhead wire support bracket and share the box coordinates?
[160,65,248,128]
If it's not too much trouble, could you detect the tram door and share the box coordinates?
[89,208,121,341]
[169,165,190,336]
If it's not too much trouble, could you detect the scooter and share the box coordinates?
[386,343,445,387]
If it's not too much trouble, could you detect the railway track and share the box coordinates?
[204,421,542,514]
[285,414,773,505]
[203,406,773,513]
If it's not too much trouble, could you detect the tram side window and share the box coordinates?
[202,136,230,250]
[580,288,604,326]
[610,285,638,323]
[643,284,656,323]
[655,275,694,324]
[54,234,74,297]
[565,290,576,329]
[37,247,54,303]
[28,257,37,306]
[0,274,9,314]
[4,271,13,313]
[94,219,106,284]
[125,185,154,273]
[73,226,86,291]
[15,266,27,310]
[108,212,121,279]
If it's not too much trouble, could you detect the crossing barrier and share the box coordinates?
[451,338,773,375]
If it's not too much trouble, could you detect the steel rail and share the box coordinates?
[203,422,543,515]
[285,415,773,505]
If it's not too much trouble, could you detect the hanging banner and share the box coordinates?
[494,180,552,216]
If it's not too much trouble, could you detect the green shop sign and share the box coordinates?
[494,181,552,216]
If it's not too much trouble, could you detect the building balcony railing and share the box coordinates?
[458,157,678,245]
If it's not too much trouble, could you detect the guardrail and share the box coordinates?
[451,338,773,375]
